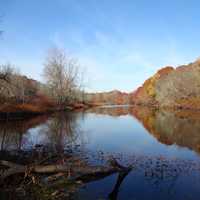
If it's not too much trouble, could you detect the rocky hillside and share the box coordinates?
[0,73,40,103]
[131,59,200,109]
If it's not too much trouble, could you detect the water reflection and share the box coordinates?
[36,112,85,152]
[86,106,130,117]
[130,107,200,154]
[0,115,49,151]
[2,107,200,199]
[88,106,200,155]
[0,112,85,152]
[1,106,200,157]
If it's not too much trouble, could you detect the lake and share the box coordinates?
[1,106,200,200]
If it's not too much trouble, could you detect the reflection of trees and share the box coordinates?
[0,122,23,151]
[130,106,200,154]
[0,112,85,153]
[40,112,85,153]
[87,106,130,117]
[108,169,131,200]
[0,115,49,151]
[87,105,200,154]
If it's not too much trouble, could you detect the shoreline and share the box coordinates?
[133,102,200,112]
[0,102,100,120]
[2,101,200,121]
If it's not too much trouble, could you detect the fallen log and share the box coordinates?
[0,157,133,200]
[0,158,131,182]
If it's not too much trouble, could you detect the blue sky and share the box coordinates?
[1,0,200,92]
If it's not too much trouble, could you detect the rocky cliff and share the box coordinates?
[131,59,200,109]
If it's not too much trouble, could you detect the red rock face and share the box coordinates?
[130,66,174,106]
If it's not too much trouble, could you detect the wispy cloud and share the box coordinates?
[54,30,188,92]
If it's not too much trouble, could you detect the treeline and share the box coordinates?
[85,90,131,105]
[0,47,85,110]
[0,64,39,104]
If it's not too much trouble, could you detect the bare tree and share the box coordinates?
[43,47,83,105]
[0,64,13,82]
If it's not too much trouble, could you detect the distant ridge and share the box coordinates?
[85,90,130,105]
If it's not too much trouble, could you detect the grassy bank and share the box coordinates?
[0,100,99,120]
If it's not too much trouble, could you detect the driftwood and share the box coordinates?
[0,155,133,199]
[0,158,131,181]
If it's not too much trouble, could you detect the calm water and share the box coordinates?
[1,106,200,199]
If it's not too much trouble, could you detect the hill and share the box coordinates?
[131,59,200,110]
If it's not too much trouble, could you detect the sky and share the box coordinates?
[1,0,200,92]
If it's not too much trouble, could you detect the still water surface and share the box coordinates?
[1,106,200,199]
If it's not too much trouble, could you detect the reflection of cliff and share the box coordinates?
[131,106,200,154]
[0,115,49,151]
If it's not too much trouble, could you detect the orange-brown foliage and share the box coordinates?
[130,66,174,105]
[0,94,56,114]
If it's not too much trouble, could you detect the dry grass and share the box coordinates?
[0,95,56,114]
[0,103,43,113]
